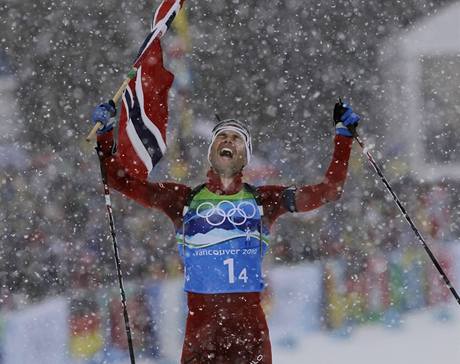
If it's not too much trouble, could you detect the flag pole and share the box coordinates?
[86,67,137,142]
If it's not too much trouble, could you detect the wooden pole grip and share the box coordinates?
[86,121,103,142]
[112,78,130,104]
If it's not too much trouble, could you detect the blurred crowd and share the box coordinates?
[1,153,183,310]
[2,145,459,311]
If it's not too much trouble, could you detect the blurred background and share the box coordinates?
[1,0,460,363]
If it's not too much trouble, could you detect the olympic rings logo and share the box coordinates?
[196,200,257,226]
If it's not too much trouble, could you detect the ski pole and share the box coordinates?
[86,67,137,142]
[352,129,460,306]
[87,67,139,363]
[95,144,137,364]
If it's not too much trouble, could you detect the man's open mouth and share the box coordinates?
[219,147,234,158]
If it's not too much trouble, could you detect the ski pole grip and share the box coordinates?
[348,124,359,138]
[86,121,104,142]
[86,67,138,142]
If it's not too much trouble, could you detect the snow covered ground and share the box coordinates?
[274,305,460,364]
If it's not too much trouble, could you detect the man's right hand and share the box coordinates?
[91,101,116,134]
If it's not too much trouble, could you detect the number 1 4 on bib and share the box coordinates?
[224,258,248,284]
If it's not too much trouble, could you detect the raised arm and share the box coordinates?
[257,101,359,226]
[257,134,352,226]
[97,130,190,227]
[296,134,352,211]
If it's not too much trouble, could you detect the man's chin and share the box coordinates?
[211,161,244,177]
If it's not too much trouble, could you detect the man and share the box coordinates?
[92,101,360,363]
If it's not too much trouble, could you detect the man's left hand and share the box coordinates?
[333,100,360,137]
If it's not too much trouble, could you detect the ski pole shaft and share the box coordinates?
[354,133,460,305]
[96,145,137,363]
[86,68,137,142]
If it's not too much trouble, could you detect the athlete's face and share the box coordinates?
[209,130,247,177]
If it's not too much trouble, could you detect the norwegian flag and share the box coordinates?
[116,0,186,180]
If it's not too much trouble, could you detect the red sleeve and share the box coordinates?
[257,135,353,227]
[296,135,352,212]
[256,185,288,228]
[97,131,190,228]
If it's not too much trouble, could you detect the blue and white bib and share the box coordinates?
[177,186,269,294]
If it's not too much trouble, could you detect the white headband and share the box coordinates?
[207,121,252,165]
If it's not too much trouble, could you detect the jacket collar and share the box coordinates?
[206,168,243,195]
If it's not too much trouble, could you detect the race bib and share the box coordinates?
[177,187,269,294]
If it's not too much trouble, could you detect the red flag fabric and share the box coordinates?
[116,0,186,180]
